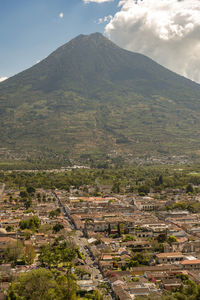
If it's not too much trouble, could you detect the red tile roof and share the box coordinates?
[181,260,200,265]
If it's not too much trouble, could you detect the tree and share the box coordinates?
[19,216,41,231]
[74,267,91,280]
[57,273,78,300]
[128,253,150,268]
[92,290,103,300]
[123,234,136,242]
[108,223,111,235]
[8,268,62,300]
[94,186,101,196]
[155,175,163,186]
[24,245,36,265]
[19,190,29,198]
[26,186,36,195]
[158,175,163,185]
[4,240,24,264]
[49,208,61,219]
[157,233,167,243]
[117,222,123,237]
[186,183,194,193]
[6,225,14,232]
[167,235,177,245]
[53,224,64,233]
[22,229,32,240]
[84,290,103,300]
[29,216,41,230]
[138,185,150,195]
[38,242,77,269]
[23,198,32,209]
[112,181,121,194]
[128,260,139,268]
[184,279,198,296]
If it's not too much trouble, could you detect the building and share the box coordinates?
[181,260,200,270]
[156,252,184,264]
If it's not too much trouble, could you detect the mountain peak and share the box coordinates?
[54,32,110,56]
[1,32,200,163]
[76,32,104,40]
[87,32,105,40]
[64,32,115,50]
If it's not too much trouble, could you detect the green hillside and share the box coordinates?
[0,32,200,166]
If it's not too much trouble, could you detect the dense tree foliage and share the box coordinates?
[19,216,41,231]
[53,224,64,233]
[2,240,24,265]
[24,245,36,265]
[1,165,200,196]
[38,241,77,269]
[49,208,61,219]
[8,268,78,300]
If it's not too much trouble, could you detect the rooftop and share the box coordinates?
[181,260,200,265]
[156,252,183,258]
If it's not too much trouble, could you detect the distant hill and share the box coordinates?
[0,32,200,165]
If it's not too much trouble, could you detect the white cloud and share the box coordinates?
[104,15,113,22]
[84,0,114,4]
[59,12,64,18]
[105,0,200,83]
[0,77,8,83]
[98,15,113,24]
[98,18,103,24]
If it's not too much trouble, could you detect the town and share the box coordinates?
[1,170,200,299]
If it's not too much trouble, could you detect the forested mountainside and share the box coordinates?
[0,33,200,166]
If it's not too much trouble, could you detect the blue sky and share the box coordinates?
[0,0,118,78]
[1,0,200,83]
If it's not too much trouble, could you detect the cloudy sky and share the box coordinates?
[1,0,200,83]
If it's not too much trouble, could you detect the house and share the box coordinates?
[85,220,108,232]
[77,280,96,292]
[135,230,153,238]
[162,278,182,291]
[156,252,184,264]
[181,260,200,270]
[129,287,151,297]
[118,247,129,256]
[142,223,168,235]
[135,200,157,211]
[166,211,189,219]
[113,285,132,300]
[131,265,181,276]
[124,241,152,252]
[112,280,124,287]
[99,260,113,271]
[101,254,113,261]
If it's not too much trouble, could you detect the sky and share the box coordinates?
[1,0,200,83]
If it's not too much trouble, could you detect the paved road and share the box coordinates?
[54,191,115,299]
[73,230,103,283]
[54,193,103,282]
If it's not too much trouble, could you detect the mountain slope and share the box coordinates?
[0,32,200,164]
